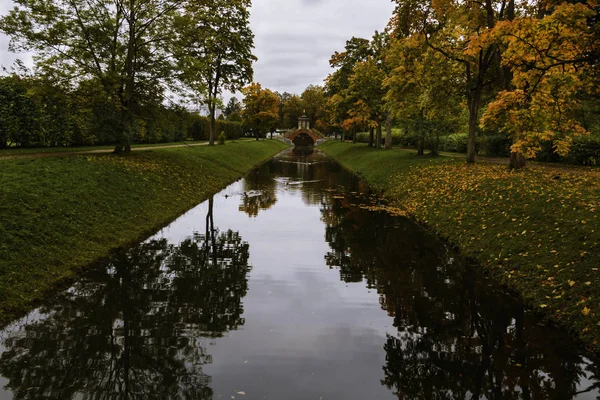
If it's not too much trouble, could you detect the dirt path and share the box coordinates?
[0,141,251,161]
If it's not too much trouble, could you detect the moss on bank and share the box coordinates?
[320,141,600,353]
[0,140,288,323]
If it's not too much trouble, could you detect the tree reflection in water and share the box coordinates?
[0,197,251,400]
[323,196,600,399]
[239,166,278,218]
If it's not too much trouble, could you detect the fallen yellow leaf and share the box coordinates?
[582,307,591,316]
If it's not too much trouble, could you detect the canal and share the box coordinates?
[0,148,599,399]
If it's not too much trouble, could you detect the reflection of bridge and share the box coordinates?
[283,113,324,146]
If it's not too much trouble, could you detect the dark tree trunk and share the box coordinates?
[376,124,382,149]
[208,62,222,146]
[417,135,425,156]
[117,0,137,154]
[368,127,374,147]
[385,114,392,150]
[209,102,217,146]
[467,83,481,164]
[509,150,526,169]
[352,129,357,144]
[430,132,440,156]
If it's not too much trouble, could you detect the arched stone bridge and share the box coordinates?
[285,128,324,147]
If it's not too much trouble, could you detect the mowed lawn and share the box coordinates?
[0,140,288,323]
[320,141,600,353]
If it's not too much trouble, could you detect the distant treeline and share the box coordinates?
[0,75,244,149]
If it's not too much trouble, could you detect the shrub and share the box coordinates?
[479,134,511,157]
[567,135,600,166]
[441,133,468,153]
[218,131,226,145]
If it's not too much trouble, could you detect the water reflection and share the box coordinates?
[1,149,599,399]
[0,199,250,399]
[239,168,278,218]
[323,194,600,399]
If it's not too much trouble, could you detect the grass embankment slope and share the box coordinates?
[320,141,600,352]
[0,140,288,323]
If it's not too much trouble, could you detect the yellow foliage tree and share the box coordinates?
[480,2,599,161]
[241,83,279,138]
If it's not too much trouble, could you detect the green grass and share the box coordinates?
[0,140,288,323]
[320,140,448,189]
[320,141,600,353]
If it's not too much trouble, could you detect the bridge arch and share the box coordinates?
[288,129,322,146]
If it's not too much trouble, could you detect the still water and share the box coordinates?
[1,148,599,399]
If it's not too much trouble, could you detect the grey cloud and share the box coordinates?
[0,0,395,97]
[249,0,395,94]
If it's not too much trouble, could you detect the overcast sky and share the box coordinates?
[0,0,395,96]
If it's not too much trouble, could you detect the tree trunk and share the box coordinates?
[467,89,480,164]
[385,114,392,150]
[431,132,440,156]
[509,150,526,169]
[352,129,357,144]
[208,62,222,146]
[209,101,217,146]
[417,135,425,156]
[118,0,137,154]
[368,127,374,147]
[376,124,382,149]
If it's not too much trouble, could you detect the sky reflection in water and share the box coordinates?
[0,148,599,400]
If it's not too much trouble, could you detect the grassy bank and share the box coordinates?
[0,140,288,323]
[320,141,600,352]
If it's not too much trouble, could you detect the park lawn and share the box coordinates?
[320,141,600,353]
[0,140,288,323]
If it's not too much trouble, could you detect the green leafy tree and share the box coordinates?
[300,85,327,130]
[0,0,184,152]
[175,0,256,146]
[282,93,303,129]
[224,97,243,122]
[0,75,41,148]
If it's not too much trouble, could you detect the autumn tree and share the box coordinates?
[325,37,372,138]
[347,58,387,148]
[385,35,465,155]
[241,82,279,139]
[299,85,325,130]
[175,0,255,146]
[390,0,514,163]
[480,2,600,167]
